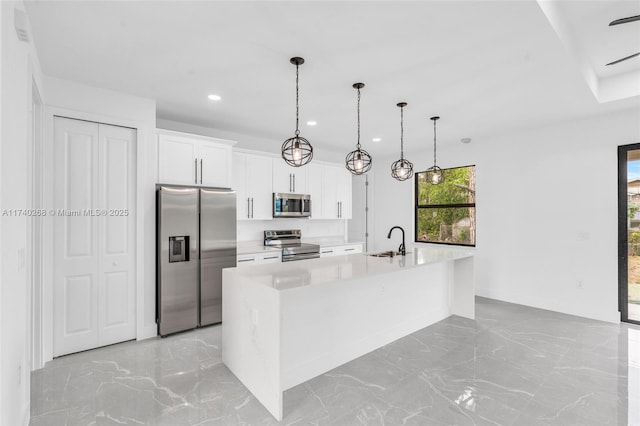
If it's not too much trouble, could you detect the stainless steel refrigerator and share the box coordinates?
[157,186,236,336]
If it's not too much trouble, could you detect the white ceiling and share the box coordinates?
[25,1,640,159]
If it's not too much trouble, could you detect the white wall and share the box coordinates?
[371,107,640,323]
[0,2,45,424]
[237,219,345,242]
[42,76,158,362]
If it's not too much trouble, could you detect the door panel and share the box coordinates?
[103,271,129,328]
[54,117,99,356]
[54,117,137,356]
[98,124,136,346]
[64,130,95,257]
[307,165,323,219]
[158,135,197,185]
[200,143,231,188]
[247,155,273,220]
[620,143,640,324]
[63,275,94,334]
[157,187,199,336]
[200,189,236,326]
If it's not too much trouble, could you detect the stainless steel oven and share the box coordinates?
[273,193,311,218]
[264,229,320,262]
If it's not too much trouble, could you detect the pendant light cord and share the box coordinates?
[295,63,300,136]
[356,86,361,150]
[400,106,404,160]
[433,118,437,165]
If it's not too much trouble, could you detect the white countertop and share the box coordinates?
[237,241,281,255]
[225,246,473,290]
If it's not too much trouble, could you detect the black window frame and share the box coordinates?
[414,164,476,247]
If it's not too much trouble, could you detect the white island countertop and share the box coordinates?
[228,246,473,290]
[222,245,474,421]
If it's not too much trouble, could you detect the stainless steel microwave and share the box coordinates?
[273,193,311,217]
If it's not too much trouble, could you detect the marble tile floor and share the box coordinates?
[30,297,640,426]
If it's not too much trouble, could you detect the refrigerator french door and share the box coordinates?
[157,186,236,336]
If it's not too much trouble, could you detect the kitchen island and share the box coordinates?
[221,246,474,420]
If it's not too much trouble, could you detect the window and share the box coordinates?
[415,165,476,246]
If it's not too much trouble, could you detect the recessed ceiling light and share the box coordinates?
[461,137,471,144]
[306,121,317,126]
[208,94,221,101]
[372,138,382,142]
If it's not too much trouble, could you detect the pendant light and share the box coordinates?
[345,83,372,175]
[425,116,444,185]
[391,102,414,181]
[282,57,313,167]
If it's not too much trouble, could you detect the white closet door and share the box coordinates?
[53,117,136,357]
[53,117,100,356]
[97,124,136,347]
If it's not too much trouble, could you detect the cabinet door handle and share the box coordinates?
[290,174,293,192]
[195,159,198,184]
[293,174,296,193]
[251,197,254,218]
[200,159,203,184]
[247,198,251,219]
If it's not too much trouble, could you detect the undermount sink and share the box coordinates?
[368,251,406,258]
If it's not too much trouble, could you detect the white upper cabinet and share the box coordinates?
[319,164,352,219]
[157,131,234,188]
[337,167,353,219]
[233,152,273,220]
[307,164,324,219]
[272,159,308,194]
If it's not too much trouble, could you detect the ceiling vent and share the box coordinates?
[14,8,30,42]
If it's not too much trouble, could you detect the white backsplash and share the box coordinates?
[237,219,346,242]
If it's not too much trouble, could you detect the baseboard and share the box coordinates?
[137,324,158,341]
[476,286,619,324]
[22,402,30,426]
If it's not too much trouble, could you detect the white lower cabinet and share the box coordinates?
[237,251,282,267]
[319,243,363,257]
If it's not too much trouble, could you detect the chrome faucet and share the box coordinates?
[387,226,406,256]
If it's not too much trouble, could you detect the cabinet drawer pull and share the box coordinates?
[238,258,255,262]
[264,256,280,260]
[345,248,355,251]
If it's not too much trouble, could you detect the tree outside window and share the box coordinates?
[415,165,476,246]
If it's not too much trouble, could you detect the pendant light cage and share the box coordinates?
[391,102,414,181]
[426,116,444,185]
[346,83,372,175]
[282,57,313,167]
